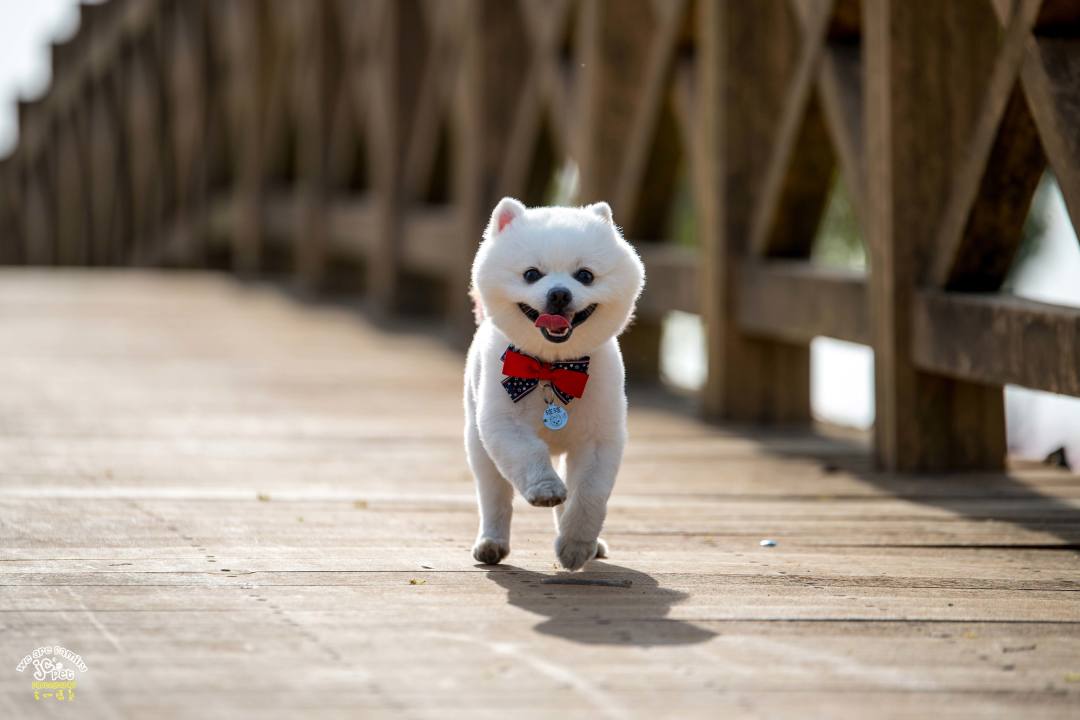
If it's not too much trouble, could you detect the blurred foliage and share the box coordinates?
[812,174,865,269]
[669,164,696,247]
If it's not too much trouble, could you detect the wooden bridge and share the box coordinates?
[1,269,1078,718]
[1,0,1079,716]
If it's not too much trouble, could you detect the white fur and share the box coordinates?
[464,197,645,570]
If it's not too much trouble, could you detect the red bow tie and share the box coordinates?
[501,348,590,402]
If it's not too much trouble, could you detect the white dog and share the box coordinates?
[464,197,645,570]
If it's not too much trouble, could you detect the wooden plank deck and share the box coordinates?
[1,270,1078,719]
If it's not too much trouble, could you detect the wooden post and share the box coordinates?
[577,0,666,384]
[165,0,211,268]
[229,0,263,275]
[124,26,165,267]
[89,70,129,267]
[24,158,55,266]
[0,158,22,264]
[51,105,89,267]
[369,0,425,314]
[698,0,811,422]
[864,0,1006,471]
[455,0,533,342]
[294,0,330,289]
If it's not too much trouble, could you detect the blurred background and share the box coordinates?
[1,0,1078,469]
[0,3,90,158]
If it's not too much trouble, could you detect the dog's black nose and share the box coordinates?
[546,286,572,313]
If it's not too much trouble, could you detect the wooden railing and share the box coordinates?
[2,0,1079,472]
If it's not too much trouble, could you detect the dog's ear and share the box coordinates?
[490,197,526,235]
[587,201,613,224]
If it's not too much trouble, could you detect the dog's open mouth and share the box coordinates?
[518,303,598,343]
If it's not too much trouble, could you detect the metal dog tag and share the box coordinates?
[542,402,568,430]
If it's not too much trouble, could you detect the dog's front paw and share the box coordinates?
[555,536,598,571]
[472,537,510,565]
[523,475,567,507]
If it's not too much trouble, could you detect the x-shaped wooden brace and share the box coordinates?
[610,0,692,230]
[496,0,578,198]
[257,4,302,179]
[748,0,868,260]
[323,1,387,190]
[402,0,469,201]
[933,0,1080,291]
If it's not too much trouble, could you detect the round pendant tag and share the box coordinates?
[542,403,568,430]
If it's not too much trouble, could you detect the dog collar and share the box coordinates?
[500,346,590,405]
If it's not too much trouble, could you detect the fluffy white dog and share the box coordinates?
[464,197,645,570]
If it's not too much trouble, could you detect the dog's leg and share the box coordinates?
[554,505,608,560]
[555,440,622,570]
[478,418,567,507]
[466,420,513,564]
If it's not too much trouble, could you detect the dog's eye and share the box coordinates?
[523,268,544,283]
[573,268,594,285]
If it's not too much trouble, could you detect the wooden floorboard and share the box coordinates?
[0,270,1078,718]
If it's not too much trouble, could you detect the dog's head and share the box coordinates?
[471,197,645,360]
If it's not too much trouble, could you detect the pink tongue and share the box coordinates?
[535,313,571,330]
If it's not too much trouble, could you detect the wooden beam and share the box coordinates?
[452,0,535,344]
[611,0,689,237]
[749,0,836,258]
[164,0,210,269]
[1018,37,1080,236]
[402,2,463,202]
[699,0,811,422]
[865,0,1007,471]
[931,0,1045,290]
[225,0,264,275]
[935,87,1045,291]
[261,189,299,243]
[0,159,23,264]
[54,110,91,266]
[529,0,577,158]
[497,0,570,203]
[400,207,457,277]
[750,92,836,259]
[123,31,167,268]
[914,290,1080,397]
[328,197,377,261]
[635,243,697,317]
[578,0,669,381]
[990,0,1080,230]
[369,0,427,311]
[22,150,56,265]
[294,0,332,288]
[737,260,869,345]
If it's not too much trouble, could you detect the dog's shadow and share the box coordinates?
[484,561,715,646]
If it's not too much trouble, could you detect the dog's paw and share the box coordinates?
[555,536,598,571]
[523,475,567,507]
[472,537,510,565]
[595,537,609,559]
